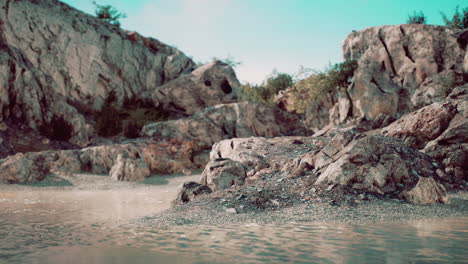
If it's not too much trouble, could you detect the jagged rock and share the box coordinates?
[152,61,240,115]
[0,0,194,109]
[400,177,448,204]
[109,153,150,181]
[173,181,212,205]
[312,134,438,196]
[383,85,468,181]
[200,158,246,191]
[343,25,465,121]
[205,131,452,204]
[0,153,48,184]
[284,25,467,132]
[382,102,456,148]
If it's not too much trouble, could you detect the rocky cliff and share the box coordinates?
[296,25,467,131]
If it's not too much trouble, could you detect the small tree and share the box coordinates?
[213,55,242,68]
[441,6,468,30]
[407,11,426,24]
[93,1,127,27]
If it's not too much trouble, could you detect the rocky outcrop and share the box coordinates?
[200,158,246,191]
[0,0,247,151]
[152,61,241,115]
[284,25,467,132]
[383,85,468,182]
[109,153,150,181]
[191,129,450,204]
[343,25,465,120]
[0,0,195,109]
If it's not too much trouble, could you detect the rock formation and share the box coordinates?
[277,25,467,132]
[109,153,150,181]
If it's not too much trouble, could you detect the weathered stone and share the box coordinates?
[382,102,456,148]
[343,25,464,120]
[0,153,48,184]
[314,135,436,195]
[200,158,246,191]
[173,181,212,205]
[400,177,448,204]
[109,153,150,181]
[152,61,240,115]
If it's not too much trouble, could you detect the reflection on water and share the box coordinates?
[0,175,467,264]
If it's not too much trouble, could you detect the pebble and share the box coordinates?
[225,208,237,214]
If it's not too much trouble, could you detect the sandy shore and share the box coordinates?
[1,173,467,227]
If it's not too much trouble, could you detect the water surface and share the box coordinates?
[1,174,467,263]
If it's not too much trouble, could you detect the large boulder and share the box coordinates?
[152,61,241,115]
[173,181,212,205]
[109,153,150,181]
[200,158,247,191]
[343,25,465,121]
[400,177,448,204]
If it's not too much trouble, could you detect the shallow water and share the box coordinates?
[1,175,467,264]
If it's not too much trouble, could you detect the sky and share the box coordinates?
[61,0,467,84]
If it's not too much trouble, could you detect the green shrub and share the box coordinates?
[441,6,468,30]
[407,11,426,24]
[241,72,293,104]
[93,1,127,27]
[39,115,74,141]
[288,60,357,113]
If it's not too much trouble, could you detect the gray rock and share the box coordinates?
[200,158,246,191]
[109,153,150,181]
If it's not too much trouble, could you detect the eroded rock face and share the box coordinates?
[200,158,246,191]
[152,61,241,115]
[0,0,195,109]
[343,25,465,121]
[0,42,89,146]
[109,153,150,181]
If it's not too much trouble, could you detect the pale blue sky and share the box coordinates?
[62,0,467,84]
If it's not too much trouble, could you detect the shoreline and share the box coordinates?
[1,173,467,227]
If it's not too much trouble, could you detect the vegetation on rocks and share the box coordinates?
[93,1,127,27]
[241,72,293,104]
[407,11,426,24]
[287,60,357,113]
[441,6,468,30]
